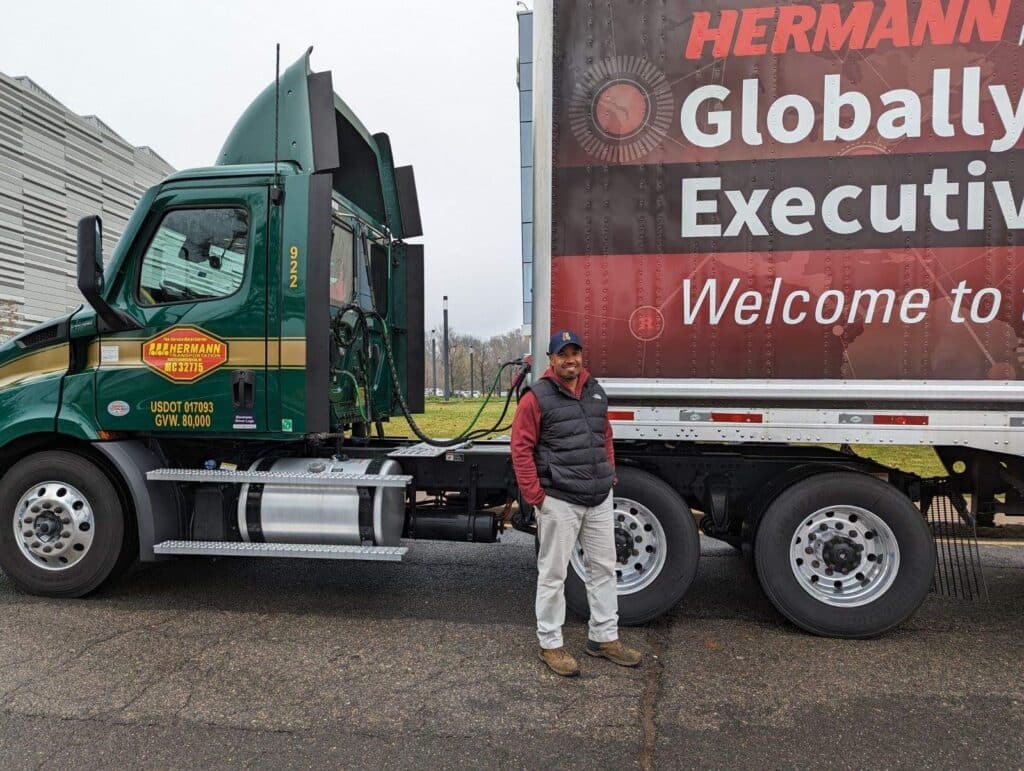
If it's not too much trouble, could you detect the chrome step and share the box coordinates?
[146,468,411,488]
[153,540,408,561]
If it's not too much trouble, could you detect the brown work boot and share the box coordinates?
[539,647,580,677]
[586,639,642,667]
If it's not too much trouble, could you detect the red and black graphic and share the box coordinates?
[567,56,674,163]
[550,0,1024,381]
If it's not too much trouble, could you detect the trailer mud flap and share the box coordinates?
[919,479,988,602]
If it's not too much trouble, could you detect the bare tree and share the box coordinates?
[422,326,531,398]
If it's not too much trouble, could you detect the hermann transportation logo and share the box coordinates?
[142,327,228,383]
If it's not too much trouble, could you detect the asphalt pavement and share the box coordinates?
[1,534,1022,769]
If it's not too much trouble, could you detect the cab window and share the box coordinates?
[330,222,355,307]
[138,208,249,305]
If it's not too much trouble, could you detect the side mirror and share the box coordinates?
[76,216,104,298]
[76,215,140,332]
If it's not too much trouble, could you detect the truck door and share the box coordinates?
[95,185,270,434]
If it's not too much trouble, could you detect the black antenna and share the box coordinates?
[270,43,284,206]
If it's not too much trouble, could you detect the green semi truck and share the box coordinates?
[0,49,439,588]
[1,20,1013,637]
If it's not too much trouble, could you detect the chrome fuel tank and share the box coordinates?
[237,457,405,546]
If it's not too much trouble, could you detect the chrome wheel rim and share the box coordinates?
[13,481,95,571]
[790,505,900,607]
[570,496,667,595]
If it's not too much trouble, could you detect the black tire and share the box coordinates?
[754,472,934,639]
[0,451,128,598]
[565,467,700,625]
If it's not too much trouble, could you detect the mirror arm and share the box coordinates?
[76,216,141,333]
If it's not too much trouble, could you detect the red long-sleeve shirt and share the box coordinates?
[510,367,615,507]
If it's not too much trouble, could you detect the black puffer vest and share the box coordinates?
[530,375,614,507]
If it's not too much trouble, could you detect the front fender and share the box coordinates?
[0,375,63,449]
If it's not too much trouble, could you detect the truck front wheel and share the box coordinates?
[0,451,127,598]
[565,467,700,625]
[754,472,935,638]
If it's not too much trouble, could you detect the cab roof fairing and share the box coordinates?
[216,48,414,239]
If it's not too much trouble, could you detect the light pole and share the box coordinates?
[431,328,437,397]
[443,296,451,402]
[469,347,475,398]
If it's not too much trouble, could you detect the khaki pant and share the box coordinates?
[535,490,619,649]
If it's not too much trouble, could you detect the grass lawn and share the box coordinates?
[385,397,516,441]
[387,398,947,478]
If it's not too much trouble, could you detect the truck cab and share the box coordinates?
[0,51,428,597]
[2,50,423,443]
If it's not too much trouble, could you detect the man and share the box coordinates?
[511,330,642,677]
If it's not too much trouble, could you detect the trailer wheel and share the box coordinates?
[0,451,127,598]
[565,467,700,625]
[754,472,934,638]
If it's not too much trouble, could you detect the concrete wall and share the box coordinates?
[0,73,174,337]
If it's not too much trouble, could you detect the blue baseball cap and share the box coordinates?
[548,329,584,354]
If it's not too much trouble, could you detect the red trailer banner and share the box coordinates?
[550,0,1024,380]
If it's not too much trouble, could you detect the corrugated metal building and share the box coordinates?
[0,72,174,336]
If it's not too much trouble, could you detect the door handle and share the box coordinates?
[231,370,256,409]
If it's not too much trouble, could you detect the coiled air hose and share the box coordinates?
[331,304,528,447]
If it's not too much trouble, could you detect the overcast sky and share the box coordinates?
[0,0,529,339]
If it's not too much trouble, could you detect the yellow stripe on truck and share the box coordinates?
[86,338,307,369]
[0,345,69,389]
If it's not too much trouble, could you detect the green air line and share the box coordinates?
[449,368,506,439]
[334,305,519,447]
[337,370,368,422]
[375,314,503,439]
[332,227,522,446]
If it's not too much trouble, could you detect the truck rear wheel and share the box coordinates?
[754,472,934,638]
[0,451,127,598]
[566,467,700,625]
